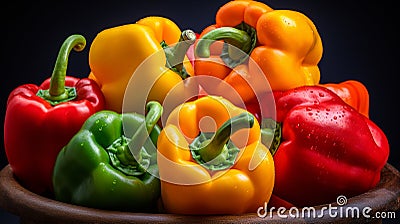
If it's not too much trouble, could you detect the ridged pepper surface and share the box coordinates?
[157,95,274,214]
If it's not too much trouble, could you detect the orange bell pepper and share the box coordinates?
[194,0,323,104]
[321,80,370,118]
[157,95,275,214]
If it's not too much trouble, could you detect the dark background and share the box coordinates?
[1,0,398,223]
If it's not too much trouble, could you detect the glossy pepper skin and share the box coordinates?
[321,80,370,118]
[194,0,323,105]
[157,95,274,214]
[88,16,196,113]
[248,80,371,123]
[4,35,105,196]
[261,85,389,207]
[53,101,163,212]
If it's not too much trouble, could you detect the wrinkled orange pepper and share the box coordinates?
[157,95,275,214]
[194,0,323,104]
[321,80,370,118]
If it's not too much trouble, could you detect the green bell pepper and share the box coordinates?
[52,101,162,212]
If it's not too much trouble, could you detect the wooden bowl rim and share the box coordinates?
[1,164,399,223]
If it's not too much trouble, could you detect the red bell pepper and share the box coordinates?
[260,85,389,207]
[4,34,105,196]
[247,80,370,124]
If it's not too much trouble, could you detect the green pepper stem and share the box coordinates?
[128,101,163,158]
[36,35,85,105]
[195,27,251,58]
[195,23,257,68]
[48,34,85,99]
[163,29,196,79]
[261,118,282,156]
[198,113,254,162]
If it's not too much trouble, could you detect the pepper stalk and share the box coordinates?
[36,34,86,105]
[107,101,163,176]
[190,112,254,171]
[261,118,282,156]
[195,22,257,68]
[162,29,197,79]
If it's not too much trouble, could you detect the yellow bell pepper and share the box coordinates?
[88,16,196,112]
[157,95,275,214]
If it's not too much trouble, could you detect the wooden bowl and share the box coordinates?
[1,163,399,224]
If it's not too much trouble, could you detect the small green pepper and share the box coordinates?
[52,101,162,212]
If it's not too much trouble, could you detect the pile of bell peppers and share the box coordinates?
[3,0,390,215]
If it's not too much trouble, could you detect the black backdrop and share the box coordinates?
[1,0,398,218]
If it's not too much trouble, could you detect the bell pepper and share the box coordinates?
[321,80,370,118]
[194,0,323,106]
[246,80,370,123]
[3,34,105,196]
[157,95,274,214]
[52,101,163,212]
[260,85,389,207]
[88,16,197,113]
